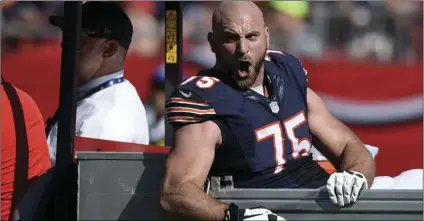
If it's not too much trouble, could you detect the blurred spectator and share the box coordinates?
[266,1,324,58]
[2,1,62,53]
[146,63,166,146]
[1,1,422,64]
[1,78,51,221]
[383,0,422,63]
[185,43,216,69]
[125,5,161,57]
[181,2,217,68]
[46,2,150,165]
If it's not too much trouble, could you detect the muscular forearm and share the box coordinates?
[340,139,375,186]
[161,181,229,220]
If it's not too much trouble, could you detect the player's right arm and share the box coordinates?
[160,81,229,220]
[161,77,286,221]
[160,120,229,220]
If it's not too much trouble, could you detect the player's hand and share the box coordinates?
[326,170,368,207]
[225,203,286,221]
[242,207,286,221]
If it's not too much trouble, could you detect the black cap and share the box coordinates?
[49,1,133,50]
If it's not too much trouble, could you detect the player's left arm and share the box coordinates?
[307,88,375,184]
[307,88,375,206]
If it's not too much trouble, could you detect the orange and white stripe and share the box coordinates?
[167,107,216,115]
[167,97,210,107]
[167,116,203,123]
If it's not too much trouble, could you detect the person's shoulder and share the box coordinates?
[171,69,241,104]
[99,79,140,100]
[266,49,308,82]
[111,80,147,108]
[179,71,224,94]
[117,79,138,93]
[4,84,50,161]
[8,85,45,121]
[266,49,304,67]
[84,80,146,113]
[13,86,40,109]
[166,70,245,127]
[166,71,224,127]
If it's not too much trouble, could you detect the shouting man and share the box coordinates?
[162,1,375,221]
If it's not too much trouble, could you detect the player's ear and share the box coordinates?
[207,32,216,53]
[265,26,270,48]
[102,40,118,58]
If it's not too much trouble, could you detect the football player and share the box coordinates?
[161,1,375,221]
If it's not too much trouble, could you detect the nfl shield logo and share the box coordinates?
[269,101,279,113]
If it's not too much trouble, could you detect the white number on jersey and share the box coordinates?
[180,76,220,89]
[255,111,311,174]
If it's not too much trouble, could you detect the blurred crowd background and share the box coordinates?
[2,1,422,62]
[1,1,422,176]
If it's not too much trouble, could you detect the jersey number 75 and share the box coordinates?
[255,111,312,174]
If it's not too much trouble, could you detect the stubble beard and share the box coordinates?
[233,48,267,90]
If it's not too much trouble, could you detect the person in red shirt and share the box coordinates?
[1,79,51,220]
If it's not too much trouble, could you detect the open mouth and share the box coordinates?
[237,61,251,78]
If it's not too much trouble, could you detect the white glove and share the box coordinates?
[326,170,368,207]
[225,203,286,221]
[243,207,286,221]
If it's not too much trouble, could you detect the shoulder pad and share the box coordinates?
[266,49,308,84]
[177,75,225,102]
[166,76,228,127]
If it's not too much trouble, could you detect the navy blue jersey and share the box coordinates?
[166,50,329,188]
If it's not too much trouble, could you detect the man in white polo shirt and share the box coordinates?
[46,1,149,166]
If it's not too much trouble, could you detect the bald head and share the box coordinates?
[207,1,270,90]
[212,1,265,33]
